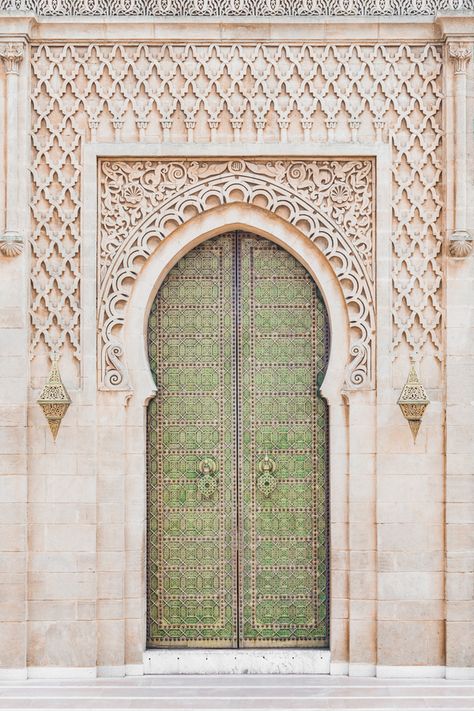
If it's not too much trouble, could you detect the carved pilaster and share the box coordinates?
[448,42,472,258]
[448,42,472,75]
[0,42,25,257]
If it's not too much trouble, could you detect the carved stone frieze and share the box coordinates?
[30,43,444,380]
[2,0,473,15]
[98,158,374,390]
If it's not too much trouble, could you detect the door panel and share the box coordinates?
[238,234,329,647]
[147,232,329,649]
[147,235,237,647]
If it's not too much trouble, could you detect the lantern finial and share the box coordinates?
[37,357,71,440]
[397,364,429,443]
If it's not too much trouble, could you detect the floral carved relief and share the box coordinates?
[98,158,374,389]
[30,43,444,382]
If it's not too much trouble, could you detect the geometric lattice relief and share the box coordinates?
[31,43,443,381]
[98,158,374,390]
[3,0,473,15]
[147,233,329,647]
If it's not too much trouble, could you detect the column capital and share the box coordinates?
[448,42,472,75]
[0,42,25,75]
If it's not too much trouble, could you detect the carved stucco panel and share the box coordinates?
[98,158,374,390]
[30,43,444,382]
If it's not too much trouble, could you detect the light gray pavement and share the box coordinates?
[0,675,474,711]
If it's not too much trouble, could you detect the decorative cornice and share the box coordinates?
[1,0,473,16]
[449,42,472,74]
[0,41,24,74]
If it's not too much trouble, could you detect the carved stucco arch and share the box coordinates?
[98,158,375,390]
[122,204,350,409]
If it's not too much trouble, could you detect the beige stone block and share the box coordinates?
[378,475,443,503]
[0,524,25,552]
[349,599,376,620]
[0,455,27,476]
[98,503,124,525]
[377,620,444,666]
[378,600,444,621]
[0,599,26,622]
[0,427,26,454]
[28,620,96,667]
[28,601,76,621]
[97,600,124,620]
[98,572,123,600]
[0,622,25,667]
[97,552,125,572]
[378,523,443,552]
[46,476,96,504]
[125,618,146,666]
[331,550,349,571]
[379,571,443,601]
[0,552,25,573]
[376,454,442,477]
[97,619,125,666]
[377,502,443,524]
[349,522,376,551]
[0,356,26,379]
[349,550,374,572]
[446,622,474,667]
[28,454,77,477]
[98,524,124,552]
[330,617,348,663]
[77,602,96,621]
[331,569,349,599]
[349,475,375,502]
[98,476,124,503]
[447,426,474,454]
[45,524,95,553]
[28,572,95,601]
[446,573,474,601]
[0,405,26,427]
[349,502,374,523]
[447,523,474,552]
[446,600,474,622]
[0,475,26,502]
[349,619,376,665]
[378,550,443,573]
[349,570,376,600]
[0,503,25,524]
[29,503,96,525]
[124,597,143,620]
[446,475,474,502]
[447,552,474,573]
[446,503,474,524]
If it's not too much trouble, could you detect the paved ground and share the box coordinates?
[1,675,474,710]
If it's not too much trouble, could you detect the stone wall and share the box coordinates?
[0,12,472,678]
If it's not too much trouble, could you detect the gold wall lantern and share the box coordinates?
[37,358,71,440]
[397,364,429,443]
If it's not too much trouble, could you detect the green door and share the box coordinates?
[147,232,329,649]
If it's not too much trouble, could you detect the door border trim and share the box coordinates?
[143,649,330,675]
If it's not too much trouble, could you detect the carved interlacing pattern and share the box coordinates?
[98,158,374,389]
[30,43,443,380]
[3,0,473,15]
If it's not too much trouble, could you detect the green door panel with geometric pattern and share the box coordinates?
[147,232,329,649]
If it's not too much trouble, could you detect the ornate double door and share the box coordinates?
[147,232,329,649]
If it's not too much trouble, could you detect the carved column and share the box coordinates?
[0,42,25,257]
[448,43,473,257]
[445,39,474,677]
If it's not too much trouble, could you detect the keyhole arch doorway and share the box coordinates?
[146,228,331,649]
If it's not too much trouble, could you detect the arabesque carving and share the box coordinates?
[2,0,472,15]
[30,43,443,379]
[98,158,374,389]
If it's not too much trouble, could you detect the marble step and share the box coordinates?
[1,676,474,710]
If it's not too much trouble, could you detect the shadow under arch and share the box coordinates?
[123,202,350,408]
